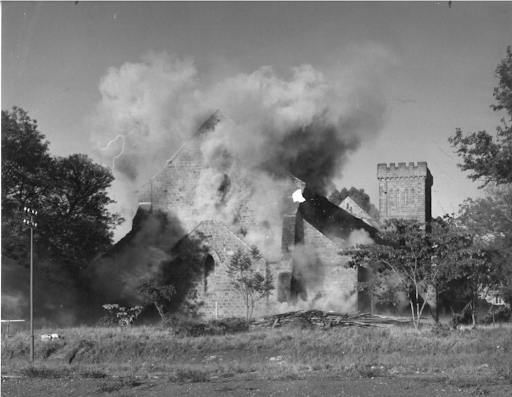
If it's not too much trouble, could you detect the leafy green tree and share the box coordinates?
[449,46,512,187]
[226,246,274,321]
[1,107,53,206]
[350,219,442,330]
[1,107,123,275]
[38,153,123,274]
[136,279,176,322]
[352,217,501,329]
[1,107,53,262]
[430,216,501,327]
[456,185,512,307]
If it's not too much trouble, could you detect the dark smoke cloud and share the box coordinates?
[204,64,387,196]
[1,257,81,329]
[90,50,390,238]
[3,48,392,327]
[88,209,186,309]
[0,210,189,327]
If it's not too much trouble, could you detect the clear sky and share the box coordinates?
[2,1,511,240]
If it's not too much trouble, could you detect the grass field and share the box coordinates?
[2,322,511,386]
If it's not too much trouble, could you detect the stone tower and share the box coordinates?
[377,162,433,225]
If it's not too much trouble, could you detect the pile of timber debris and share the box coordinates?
[251,310,417,329]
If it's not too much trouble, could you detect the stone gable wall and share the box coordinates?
[339,197,370,220]
[136,137,208,231]
[183,220,271,319]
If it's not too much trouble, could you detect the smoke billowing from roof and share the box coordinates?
[90,50,389,233]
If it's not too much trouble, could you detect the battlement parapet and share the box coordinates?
[377,162,429,178]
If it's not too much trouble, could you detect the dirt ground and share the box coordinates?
[2,374,512,397]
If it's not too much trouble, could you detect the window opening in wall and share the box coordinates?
[204,254,215,293]
[410,188,415,205]
[405,188,409,205]
[216,174,232,208]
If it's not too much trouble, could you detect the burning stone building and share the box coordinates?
[105,109,433,320]
[131,111,385,318]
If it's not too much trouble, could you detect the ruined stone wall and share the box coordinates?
[377,162,433,225]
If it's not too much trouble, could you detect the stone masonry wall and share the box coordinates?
[377,162,433,224]
[182,219,270,319]
[136,137,208,232]
[339,196,371,220]
[300,220,358,311]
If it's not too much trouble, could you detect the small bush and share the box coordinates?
[450,309,474,328]
[483,307,512,325]
[98,304,143,327]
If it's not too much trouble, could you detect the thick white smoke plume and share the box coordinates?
[90,50,388,239]
[290,244,358,313]
[87,50,389,316]
[328,228,375,250]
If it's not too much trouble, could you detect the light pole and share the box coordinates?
[22,207,37,363]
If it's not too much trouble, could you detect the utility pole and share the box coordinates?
[23,207,37,363]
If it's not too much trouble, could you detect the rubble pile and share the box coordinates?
[251,310,416,329]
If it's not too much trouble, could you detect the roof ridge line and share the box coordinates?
[135,110,223,191]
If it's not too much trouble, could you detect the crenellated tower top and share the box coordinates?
[377,162,433,225]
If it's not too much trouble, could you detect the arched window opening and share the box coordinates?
[204,254,215,293]
[405,188,409,205]
[395,189,400,207]
[217,174,231,204]
[410,188,415,205]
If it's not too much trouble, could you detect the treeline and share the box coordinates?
[351,47,512,327]
[1,107,123,311]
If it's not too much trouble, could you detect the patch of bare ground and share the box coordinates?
[2,374,512,397]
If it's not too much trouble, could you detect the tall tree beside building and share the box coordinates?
[1,107,123,276]
[457,185,512,306]
[449,46,512,186]
[449,46,512,306]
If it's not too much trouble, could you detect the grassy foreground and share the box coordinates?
[1,323,511,386]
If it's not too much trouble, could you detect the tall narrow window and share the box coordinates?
[405,188,409,205]
[410,188,415,205]
[204,254,215,293]
[395,189,400,207]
